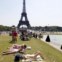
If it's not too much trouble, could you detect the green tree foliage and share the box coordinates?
[31,26,62,32]
[0,25,11,31]
[0,25,62,31]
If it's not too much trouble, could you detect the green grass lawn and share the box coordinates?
[0,35,62,62]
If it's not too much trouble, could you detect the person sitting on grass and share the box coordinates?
[14,51,44,62]
[2,44,27,55]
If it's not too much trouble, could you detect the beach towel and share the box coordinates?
[22,54,43,62]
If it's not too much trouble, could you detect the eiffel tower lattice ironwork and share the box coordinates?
[17,0,31,28]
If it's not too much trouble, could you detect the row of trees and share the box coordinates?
[0,25,62,32]
[31,26,62,32]
[0,25,11,31]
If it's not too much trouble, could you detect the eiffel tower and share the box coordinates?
[17,0,31,29]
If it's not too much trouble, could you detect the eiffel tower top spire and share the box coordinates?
[23,0,26,13]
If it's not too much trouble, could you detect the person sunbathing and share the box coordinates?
[14,51,44,62]
[2,44,27,55]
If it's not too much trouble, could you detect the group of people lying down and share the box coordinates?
[2,44,44,62]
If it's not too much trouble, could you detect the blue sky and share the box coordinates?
[0,0,62,27]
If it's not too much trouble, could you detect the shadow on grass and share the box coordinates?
[9,40,17,44]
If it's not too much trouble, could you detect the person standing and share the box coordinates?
[11,26,18,42]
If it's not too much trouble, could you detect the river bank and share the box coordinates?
[41,38,62,52]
